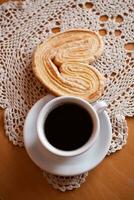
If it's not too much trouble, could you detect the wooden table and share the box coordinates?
[0,0,134,199]
[0,110,134,200]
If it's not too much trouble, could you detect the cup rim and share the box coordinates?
[37,96,100,157]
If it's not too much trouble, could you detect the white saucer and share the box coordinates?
[24,95,112,176]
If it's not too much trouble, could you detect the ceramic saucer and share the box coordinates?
[24,95,112,176]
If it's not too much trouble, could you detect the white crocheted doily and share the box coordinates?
[0,0,134,191]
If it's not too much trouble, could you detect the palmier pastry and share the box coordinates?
[33,29,104,101]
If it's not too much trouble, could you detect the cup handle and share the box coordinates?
[92,101,107,114]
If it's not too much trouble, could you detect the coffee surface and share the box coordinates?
[45,103,93,151]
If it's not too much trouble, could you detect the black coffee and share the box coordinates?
[44,103,93,151]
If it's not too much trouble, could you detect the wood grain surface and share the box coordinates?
[0,1,134,199]
[0,108,134,200]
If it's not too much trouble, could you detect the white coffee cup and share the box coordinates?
[37,96,107,157]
